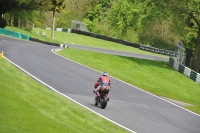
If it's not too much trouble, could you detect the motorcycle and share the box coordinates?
[94,87,110,109]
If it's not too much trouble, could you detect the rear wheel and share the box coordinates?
[100,95,108,109]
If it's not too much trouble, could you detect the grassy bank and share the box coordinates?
[57,48,200,114]
[0,58,130,133]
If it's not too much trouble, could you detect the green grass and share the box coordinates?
[57,48,200,114]
[0,58,130,133]
[5,26,168,58]
[5,26,61,44]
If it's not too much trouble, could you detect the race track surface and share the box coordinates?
[1,35,200,133]
[65,44,169,62]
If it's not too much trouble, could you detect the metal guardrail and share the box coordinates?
[140,45,176,56]
[71,29,141,48]
[45,28,179,56]
[169,57,200,84]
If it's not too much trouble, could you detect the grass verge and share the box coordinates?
[0,58,130,133]
[57,48,200,114]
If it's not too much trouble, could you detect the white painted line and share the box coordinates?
[53,49,200,117]
[4,56,136,133]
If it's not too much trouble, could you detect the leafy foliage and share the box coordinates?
[49,0,66,12]
[83,0,200,71]
[83,0,111,31]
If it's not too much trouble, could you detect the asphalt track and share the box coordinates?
[65,44,169,62]
[1,35,200,133]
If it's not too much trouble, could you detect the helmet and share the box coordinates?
[102,71,108,76]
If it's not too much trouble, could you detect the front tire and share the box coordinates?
[100,95,108,109]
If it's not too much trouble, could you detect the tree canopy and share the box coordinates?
[83,0,200,72]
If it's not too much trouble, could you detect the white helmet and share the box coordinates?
[102,71,108,76]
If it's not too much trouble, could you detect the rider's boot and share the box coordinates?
[94,92,100,104]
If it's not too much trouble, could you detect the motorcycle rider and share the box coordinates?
[93,71,112,101]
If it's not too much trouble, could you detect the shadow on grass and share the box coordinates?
[114,54,172,71]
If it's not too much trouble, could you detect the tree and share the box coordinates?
[0,0,19,27]
[84,0,111,31]
[136,0,200,72]
[66,0,90,21]
[108,0,140,34]
[0,0,19,15]
[187,0,200,72]
[56,10,71,28]
[1,0,51,28]
[107,0,200,72]
[49,0,66,39]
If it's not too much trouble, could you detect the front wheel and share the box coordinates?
[100,95,108,109]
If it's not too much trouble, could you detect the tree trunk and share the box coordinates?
[13,14,18,27]
[51,10,55,39]
[191,28,200,73]
[25,20,28,28]
[32,23,34,31]
[20,19,23,28]
[9,14,12,26]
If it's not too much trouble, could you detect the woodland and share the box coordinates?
[0,0,200,72]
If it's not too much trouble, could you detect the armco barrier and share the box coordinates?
[71,29,175,56]
[71,29,141,48]
[62,28,68,32]
[60,44,69,49]
[178,64,185,74]
[29,37,68,48]
[29,37,59,46]
[29,37,68,49]
[0,28,29,40]
[45,28,175,55]
[169,57,200,84]
[140,45,176,56]
[190,71,197,81]
[45,28,69,32]
[45,27,178,56]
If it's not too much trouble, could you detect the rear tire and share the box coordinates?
[100,95,108,109]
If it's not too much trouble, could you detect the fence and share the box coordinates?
[45,28,70,33]
[169,57,200,84]
[71,29,141,48]
[0,28,29,40]
[140,45,176,56]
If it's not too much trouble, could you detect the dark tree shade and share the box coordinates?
[0,0,19,15]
